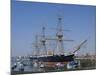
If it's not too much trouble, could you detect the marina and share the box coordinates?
[11,1,96,74]
[11,55,96,74]
[11,17,96,74]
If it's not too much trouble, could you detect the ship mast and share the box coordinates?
[34,35,40,57]
[40,26,47,56]
[56,17,64,55]
[44,17,73,55]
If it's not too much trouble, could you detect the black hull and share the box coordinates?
[30,54,74,62]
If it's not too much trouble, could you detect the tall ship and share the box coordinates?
[29,17,87,67]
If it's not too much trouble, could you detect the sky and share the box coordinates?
[11,0,96,56]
